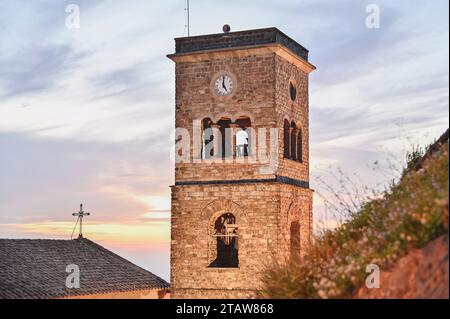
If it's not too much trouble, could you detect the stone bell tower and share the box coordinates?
[168,27,316,299]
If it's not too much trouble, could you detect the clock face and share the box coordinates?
[214,74,234,96]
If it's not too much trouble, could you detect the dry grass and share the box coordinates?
[261,140,449,299]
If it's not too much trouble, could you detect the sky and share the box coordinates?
[0,0,448,281]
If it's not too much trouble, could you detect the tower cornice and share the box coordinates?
[167,43,316,74]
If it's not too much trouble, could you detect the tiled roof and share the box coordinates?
[0,238,169,299]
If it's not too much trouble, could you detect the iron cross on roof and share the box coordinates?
[72,204,90,239]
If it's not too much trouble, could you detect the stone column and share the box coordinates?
[211,123,222,159]
[229,123,239,158]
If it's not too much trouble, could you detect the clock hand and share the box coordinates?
[222,76,228,92]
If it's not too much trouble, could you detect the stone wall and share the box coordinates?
[278,185,313,261]
[173,51,311,184]
[174,289,258,299]
[174,52,278,182]
[171,183,280,299]
[275,55,310,182]
[170,182,314,299]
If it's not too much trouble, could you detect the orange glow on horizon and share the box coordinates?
[3,220,170,247]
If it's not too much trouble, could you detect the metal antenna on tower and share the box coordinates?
[185,0,190,36]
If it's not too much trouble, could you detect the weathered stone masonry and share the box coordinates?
[168,27,316,299]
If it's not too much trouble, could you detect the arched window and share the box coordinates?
[236,130,249,157]
[297,129,303,163]
[290,122,297,161]
[236,117,252,157]
[209,213,239,268]
[284,120,290,159]
[201,118,214,159]
[290,221,301,262]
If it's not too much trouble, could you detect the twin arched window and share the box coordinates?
[284,120,303,162]
[201,116,251,159]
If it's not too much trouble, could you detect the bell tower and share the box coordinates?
[168,27,316,299]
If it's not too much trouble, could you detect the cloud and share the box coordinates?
[0,44,87,98]
[0,0,448,279]
[0,132,173,224]
[0,0,176,143]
